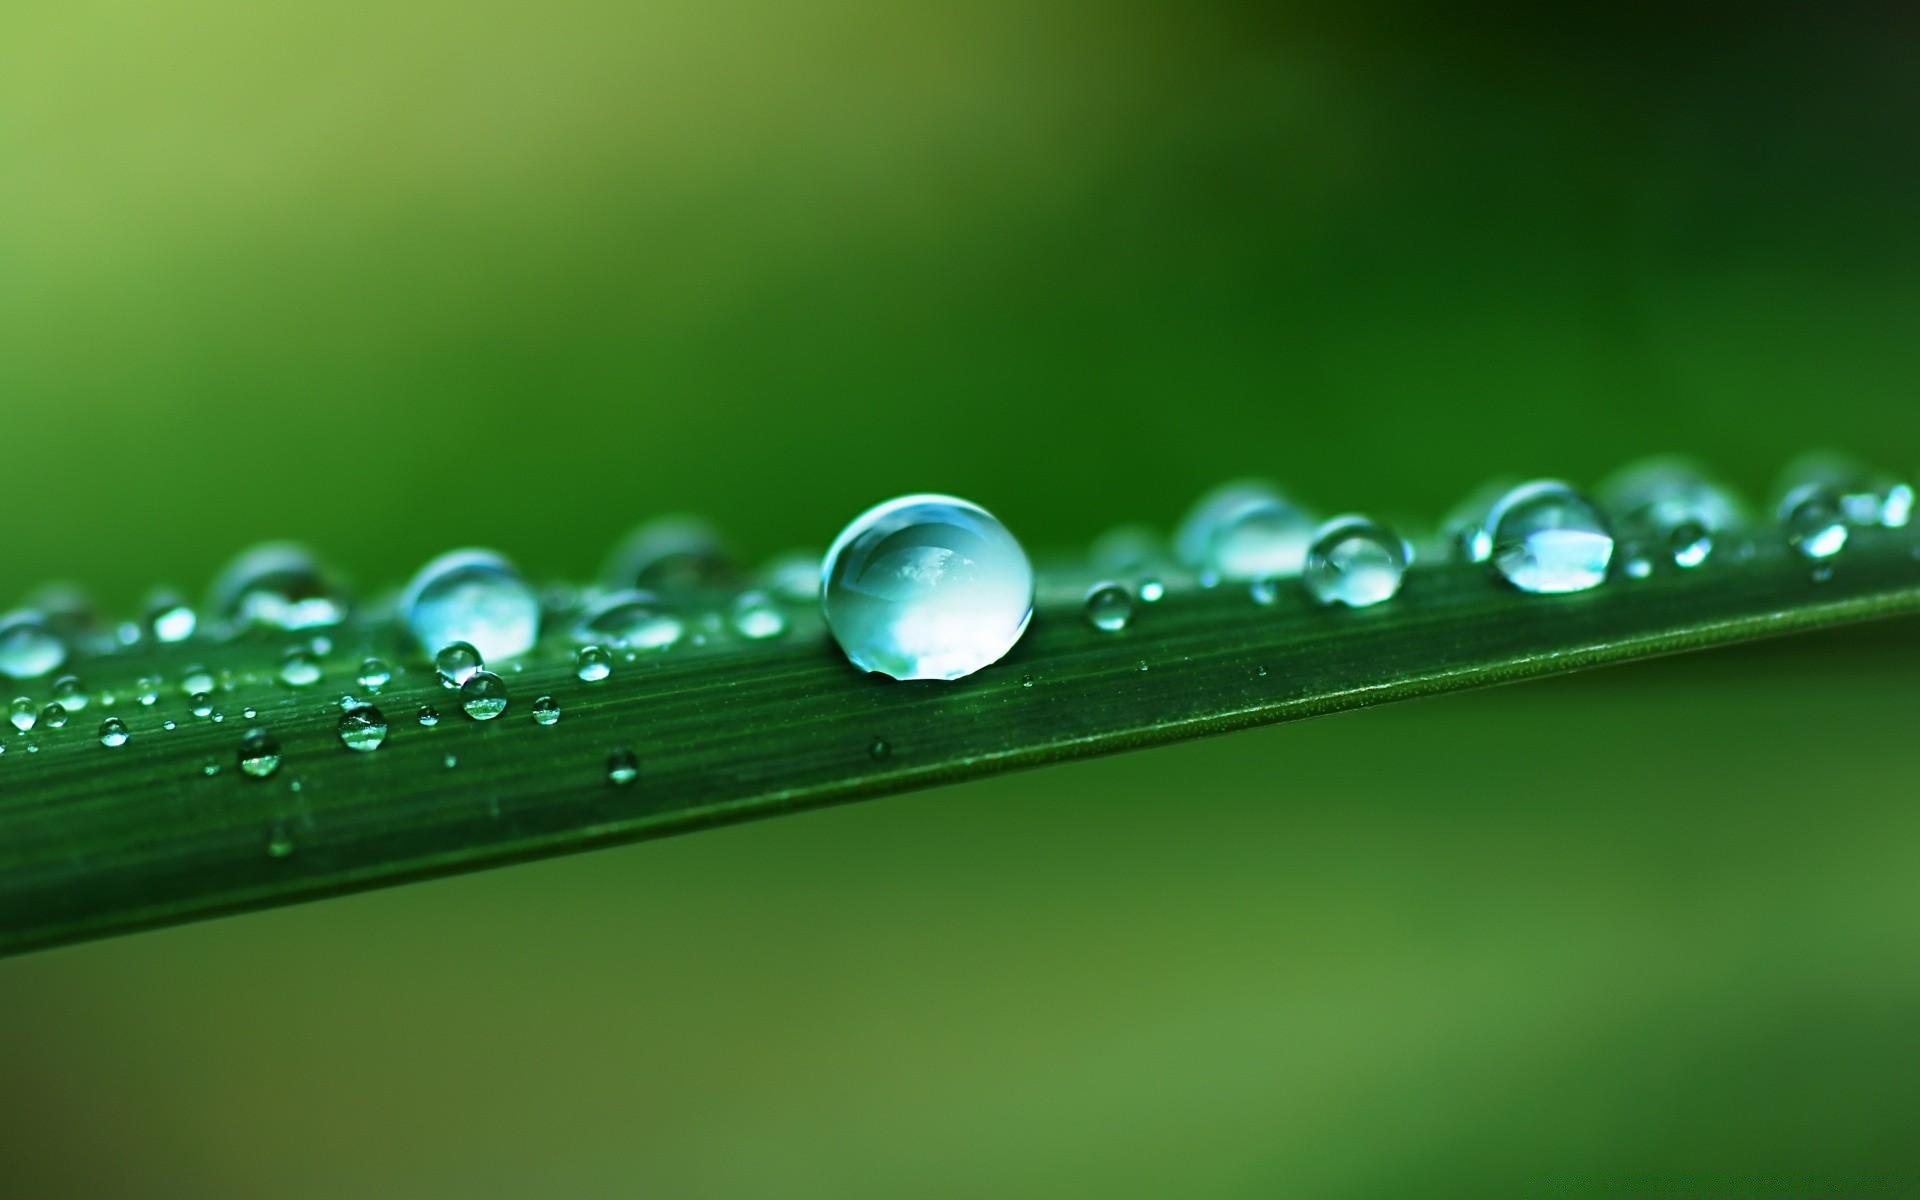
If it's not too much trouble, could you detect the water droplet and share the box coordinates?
[0,610,67,680]
[575,645,613,683]
[729,590,787,640]
[210,542,350,631]
[572,590,683,651]
[1137,660,1150,672]
[459,671,509,721]
[443,753,458,768]
[607,748,639,785]
[401,548,541,661]
[1780,484,1849,560]
[238,728,282,777]
[604,517,736,592]
[1303,516,1411,607]
[1779,452,1912,530]
[869,737,891,760]
[266,824,295,858]
[1597,458,1745,553]
[279,648,322,688]
[50,675,87,713]
[418,705,441,728]
[338,704,388,752]
[356,658,392,692]
[134,677,160,706]
[201,758,220,776]
[1441,479,1519,564]
[1138,579,1165,603]
[1487,481,1614,594]
[144,591,198,643]
[98,716,129,747]
[1175,480,1315,580]
[240,708,254,720]
[163,720,176,731]
[1256,665,1269,677]
[1249,577,1281,606]
[1021,674,1035,688]
[821,494,1034,681]
[1669,521,1713,569]
[531,695,560,726]
[9,697,37,733]
[435,642,483,689]
[180,664,215,695]
[1623,554,1653,580]
[40,702,67,729]
[1084,582,1133,632]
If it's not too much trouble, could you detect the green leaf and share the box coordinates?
[3,531,1917,958]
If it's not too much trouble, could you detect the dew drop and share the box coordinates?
[435,642,483,689]
[1303,516,1411,608]
[163,720,176,731]
[401,548,541,662]
[443,753,458,769]
[1138,579,1165,603]
[604,517,737,592]
[40,702,68,730]
[1780,484,1849,561]
[0,610,67,680]
[1137,660,1150,672]
[1249,577,1281,607]
[241,708,255,720]
[1175,480,1316,581]
[1021,674,1035,688]
[356,657,393,692]
[869,737,891,760]
[202,758,221,776]
[1779,452,1912,531]
[607,748,639,786]
[266,824,295,858]
[1442,479,1519,565]
[238,728,282,777]
[134,677,160,706]
[1487,481,1614,594]
[1623,554,1653,580]
[338,704,389,752]
[531,695,560,726]
[1812,564,1835,584]
[760,550,825,604]
[1084,582,1133,632]
[572,591,683,651]
[418,705,441,728]
[211,543,350,631]
[459,670,509,721]
[729,590,787,640]
[9,697,37,733]
[98,716,129,748]
[180,664,216,696]
[1597,458,1745,564]
[575,645,613,683]
[821,494,1033,681]
[279,648,322,688]
[144,591,198,643]
[51,675,87,713]
[1669,520,1713,569]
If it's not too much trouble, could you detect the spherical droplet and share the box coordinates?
[179,664,216,696]
[338,704,388,752]
[575,645,613,683]
[40,702,67,730]
[1249,577,1281,607]
[417,705,441,728]
[188,692,215,719]
[356,657,393,692]
[238,728,282,778]
[266,824,295,858]
[1084,582,1133,632]
[1623,554,1653,580]
[51,675,87,713]
[459,670,509,721]
[1669,520,1713,569]
[136,677,161,706]
[1175,480,1315,581]
[1303,516,1411,608]
[1597,458,1745,544]
[1487,481,1614,594]
[531,695,561,726]
[821,494,1034,681]
[210,542,350,631]
[434,642,483,689]
[98,717,129,748]
[1138,579,1166,603]
[144,591,198,643]
[279,648,322,688]
[401,548,541,662]
[0,610,67,680]
[729,590,787,640]
[1780,484,1849,561]
[607,748,639,786]
[603,516,737,592]
[869,737,891,760]
[572,590,682,651]
[9,697,37,733]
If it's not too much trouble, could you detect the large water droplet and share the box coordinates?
[460,670,509,720]
[571,590,683,651]
[607,748,639,786]
[98,716,129,748]
[604,517,736,592]
[356,658,392,692]
[575,645,613,683]
[9,697,37,733]
[1175,480,1315,580]
[1780,485,1848,560]
[338,704,388,752]
[729,590,787,640]
[531,695,560,726]
[279,648,322,687]
[1303,516,1411,608]
[51,675,87,713]
[1084,582,1133,632]
[1487,481,1614,594]
[821,495,1034,681]
[401,549,541,662]
[40,702,67,729]
[238,728,282,778]
[210,542,350,631]
[0,611,67,680]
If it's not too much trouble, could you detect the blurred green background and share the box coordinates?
[2,1,1917,1193]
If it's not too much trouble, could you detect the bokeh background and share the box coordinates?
[2,2,1917,1194]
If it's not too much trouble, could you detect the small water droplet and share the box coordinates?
[163,720,176,731]
[98,716,129,747]
[40,702,67,729]
[1176,481,1315,581]
[238,728,282,778]
[759,549,826,603]
[9,697,37,733]
[869,737,891,760]
[1137,660,1149,672]
[418,705,441,728]
[134,677,160,706]
[1084,582,1133,632]
[435,642,483,689]
[241,707,255,720]
[211,542,350,631]
[1138,579,1165,603]
[1779,452,1912,531]
[356,657,393,692]
[1303,516,1411,608]
[1249,577,1281,606]
[1780,484,1849,561]
[575,645,613,683]
[145,591,198,643]
[821,495,1033,681]
[1487,481,1614,594]
[729,590,787,640]
[460,671,509,721]
[1021,674,1035,688]
[278,648,322,688]
[1623,555,1653,580]
[0,610,68,680]
[1669,521,1713,569]
[202,758,221,776]
[180,664,215,695]
[572,590,683,651]
[1256,665,1268,677]
[607,748,639,785]
[266,824,295,858]
[531,695,560,726]
[402,548,541,661]
[50,675,87,713]
[338,704,389,752]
